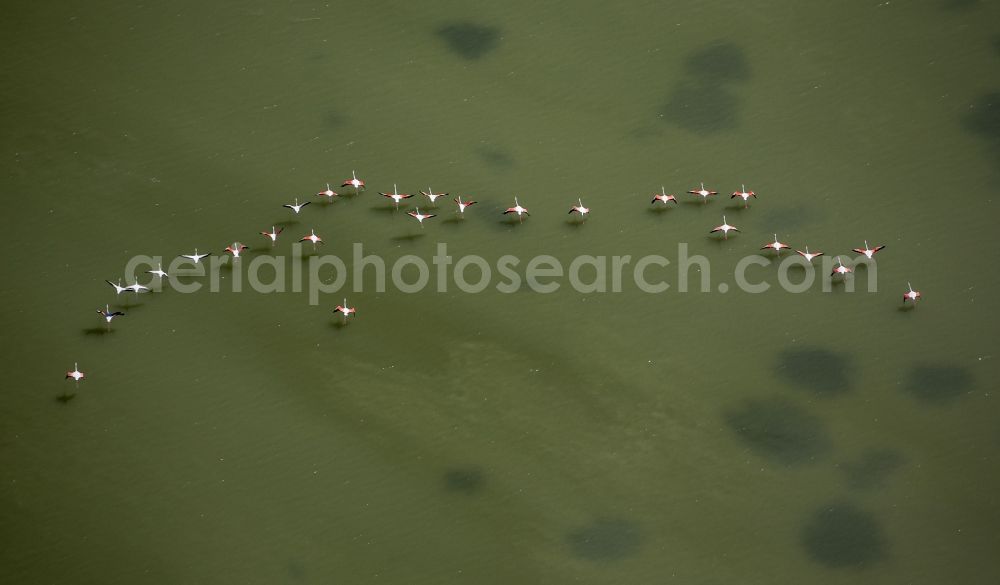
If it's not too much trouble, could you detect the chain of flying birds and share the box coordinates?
[63,172,922,390]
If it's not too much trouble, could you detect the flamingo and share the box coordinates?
[381,184,412,208]
[903,282,922,305]
[831,256,853,278]
[97,304,125,329]
[731,185,756,208]
[181,249,211,264]
[333,298,356,323]
[761,234,791,255]
[224,242,248,258]
[65,362,85,383]
[106,279,129,295]
[455,195,477,215]
[407,207,436,227]
[316,183,338,200]
[341,170,365,193]
[146,263,169,279]
[260,226,283,245]
[504,197,530,222]
[283,198,310,214]
[127,282,150,300]
[710,216,739,239]
[420,188,448,207]
[568,198,590,220]
[852,240,886,260]
[795,247,824,263]
[687,182,718,203]
[300,229,323,250]
[651,186,677,206]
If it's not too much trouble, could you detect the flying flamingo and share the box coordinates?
[568,198,590,220]
[710,216,739,239]
[283,198,310,214]
[300,229,323,250]
[504,197,530,222]
[341,170,365,193]
[831,256,853,278]
[106,279,129,296]
[903,282,922,305]
[316,183,338,200]
[852,240,886,260]
[260,226,283,246]
[127,282,150,300]
[181,249,211,264]
[651,186,677,206]
[146,263,169,280]
[688,182,718,203]
[455,195,477,216]
[731,185,756,208]
[761,234,791,255]
[381,184,412,208]
[97,304,125,330]
[224,242,248,259]
[795,247,824,263]
[65,362,85,385]
[333,298,356,323]
[407,207,436,227]
[420,188,448,207]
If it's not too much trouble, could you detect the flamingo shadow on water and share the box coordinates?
[82,327,115,337]
[391,232,426,242]
[56,392,76,404]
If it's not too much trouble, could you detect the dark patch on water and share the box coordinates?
[660,41,750,133]
[443,466,485,494]
[566,518,641,561]
[801,501,887,568]
[758,204,819,231]
[82,327,114,336]
[476,146,514,169]
[963,92,1000,148]
[660,81,740,133]
[725,398,831,466]
[56,393,77,404]
[903,364,973,405]
[842,448,906,491]
[436,22,501,60]
[775,347,854,397]
[285,560,306,582]
[324,110,347,129]
[941,0,979,10]
[683,42,751,83]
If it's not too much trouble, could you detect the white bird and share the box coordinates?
[568,198,590,220]
[381,184,413,208]
[903,282,922,305]
[710,216,739,239]
[407,207,436,226]
[97,304,125,329]
[127,282,150,297]
[181,249,211,264]
[106,279,129,295]
[420,188,448,207]
[260,226,283,245]
[146,263,169,279]
[333,298,356,323]
[341,170,365,192]
[65,362,85,383]
[300,229,323,250]
[795,247,824,263]
[224,242,248,258]
[283,198,311,214]
[455,195,477,215]
[503,197,529,222]
[316,183,338,200]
